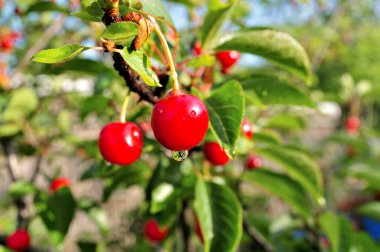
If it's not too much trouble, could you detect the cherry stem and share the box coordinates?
[119,90,131,123]
[149,15,180,94]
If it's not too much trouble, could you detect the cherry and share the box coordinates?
[192,41,202,56]
[50,177,70,192]
[6,229,30,251]
[203,142,229,166]
[245,154,262,170]
[1,36,14,50]
[151,91,209,151]
[241,118,253,139]
[195,218,204,243]
[216,50,240,74]
[98,122,143,165]
[144,219,169,243]
[345,116,360,134]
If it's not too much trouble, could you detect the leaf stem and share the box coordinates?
[149,15,180,94]
[119,90,131,123]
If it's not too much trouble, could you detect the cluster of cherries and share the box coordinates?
[192,41,240,74]
[5,178,70,251]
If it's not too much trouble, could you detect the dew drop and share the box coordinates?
[190,110,196,116]
[171,150,188,161]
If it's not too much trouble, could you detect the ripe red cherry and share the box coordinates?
[98,122,143,165]
[144,219,169,243]
[345,116,360,134]
[241,118,252,139]
[195,218,204,243]
[1,36,14,50]
[192,41,202,56]
[151,91,209,151]
[216,50,240,73]
[203,142,230,166]
[6,229,30,251]
[246,155,262,170]
[50,178,70,192]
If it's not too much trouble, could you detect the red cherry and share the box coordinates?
[49,178,70,192]
[345,116,360,134]
[144,219,169,243]
[192,41,202,56]
[216,50,240,72]
[6,229,30,251]
[241,118,253,139]
[151,91,209,151]
[98,122,143,165]
[1,37,14,50]
[203,142,229,166]
[246,155,262,170]
[195,218,204,243]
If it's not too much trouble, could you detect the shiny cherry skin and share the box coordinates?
[151,91,209,151]
[98,122,143,165]
[6,229,30,251]
[241,118,253,139]
[195,218,204,243]
[203,142,230,166]
[216,50,240,73]
[246,155,262,170]
[345,116,360,134]
[50,178,70,192]
[144,219,169,243]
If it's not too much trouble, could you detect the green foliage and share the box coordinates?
[194,179,242,252]
[204,80,245,157]
[102,22,140,45]
[32,44,90,64]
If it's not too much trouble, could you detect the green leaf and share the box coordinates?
[36,188,76,245]
[356,202,380,221]
[201,0,237,52]
[77,241,98,252]
[253,130,282,145]
[8,181,37,198]
[256,144,324,204]
[71,11,102,22]
[0,123,20,138]
[266,114,306,130]
[351,232,380,252]
[346,164,380,190]
[243,170,312,220]
[216,29,312,81]
[204,80,245,157]
[194,179,242,252]
[119,48,161,87]
[187,55,216,68]
[26,1,70,14]
[32,44,90,64]
[88,207,109,238]
[241,74,315,107]
[319,212,340,252]
[7,88,38,115]
[102,22,140,45]
[140,0,174,26]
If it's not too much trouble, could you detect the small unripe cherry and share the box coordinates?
[6,229,30,251]
[50,178,70,192]
[245,155,262,170]
[98,122,143,165]
[151,91,209,151]
[241,118,253,139]
[144,219,169,243]
[203,142,230,166]
[216,50,240,73]
[345,116,360,134]
[195,218,204,243]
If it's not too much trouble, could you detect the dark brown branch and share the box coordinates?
[30,154,43,183]
[102,7,165,105]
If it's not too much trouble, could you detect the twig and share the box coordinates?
[30,153,43,183]
[179,201,191,252]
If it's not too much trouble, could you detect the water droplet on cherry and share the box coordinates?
[171,150,188,161]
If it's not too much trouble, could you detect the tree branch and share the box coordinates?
[179,201,191,252]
